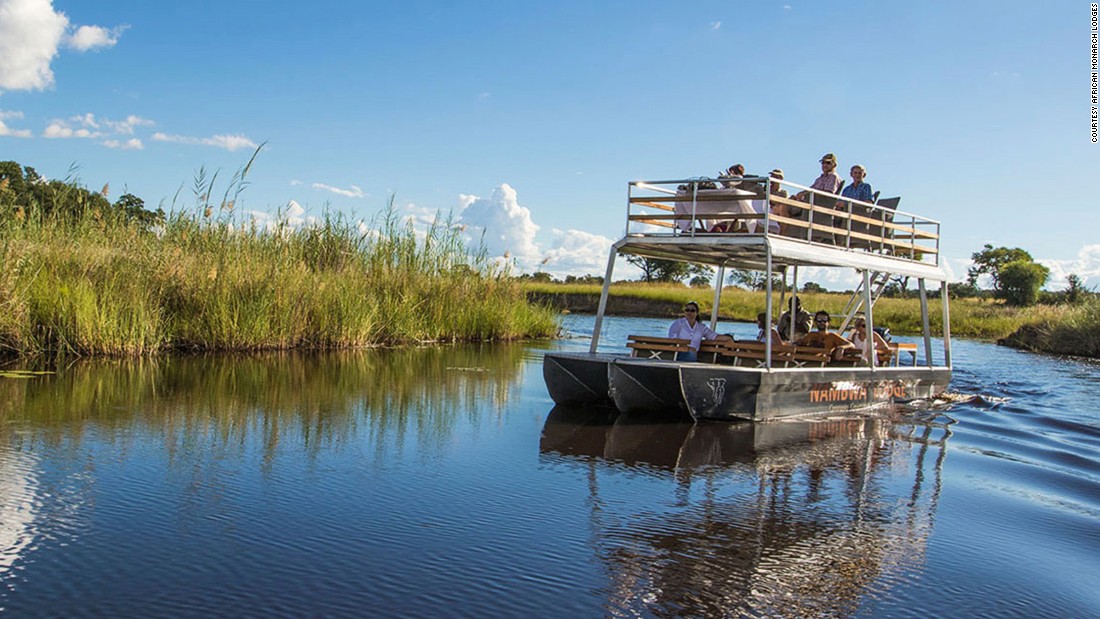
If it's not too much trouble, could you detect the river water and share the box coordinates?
[1,315,1098,618]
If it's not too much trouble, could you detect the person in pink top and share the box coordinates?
[792,153,842,205]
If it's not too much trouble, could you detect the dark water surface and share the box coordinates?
[2,315,1099,618]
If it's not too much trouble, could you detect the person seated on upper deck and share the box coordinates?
[749,168,789,235]
[755,312,786,346]
[718,163,745,189]
[797,311,855,361]
[849,317,892,365]
[777,297,812,342]
[837,164,874,210]
[793,153,844,207]
[668,301,731,361]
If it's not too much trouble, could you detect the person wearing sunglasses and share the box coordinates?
[668,301,727,361]
[849,318,892,365]
[797,310,855,361]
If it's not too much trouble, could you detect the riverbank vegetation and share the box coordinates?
[523,281,1100,350]
[0,159,557,359]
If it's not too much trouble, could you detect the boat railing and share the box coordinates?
[626,178,941,267]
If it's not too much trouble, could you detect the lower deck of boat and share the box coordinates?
[544,351,951,422]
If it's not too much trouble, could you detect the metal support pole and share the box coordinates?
[764,247,774,368]
[918,278,933,367]
[863,269,875,369]
[589,245,618,354]
[941,282,952,368]
[710,266,725,332]
[788,266,799,342]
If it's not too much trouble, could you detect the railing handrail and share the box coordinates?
[625,178,942,266]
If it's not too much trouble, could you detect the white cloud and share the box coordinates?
[457,183,542,270]
[311,182,365,198]
[43,113,154,145]
[43,118,99,138]
[0,0,68,92]
[245,200,324,234]
[152,132,258,151]
[1039,244,1100,290]
[102,137,142,150]
[711,21,721,30]
[0,109,31,137]
[542,229,616,277]
[289,179,303,186]
[477,92,491,100]
[103,114,153,134]
[65,24,127,52]
[0,0,125,93]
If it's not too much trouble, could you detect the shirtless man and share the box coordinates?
[797,311,855,361]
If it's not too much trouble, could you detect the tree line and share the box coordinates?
[1,160,164,226]
[518,246,1092,308]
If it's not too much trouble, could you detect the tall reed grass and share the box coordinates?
[0,201,557,359]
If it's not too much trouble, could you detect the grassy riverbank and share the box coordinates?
[524,281,1098,352]
[0,209,558,358]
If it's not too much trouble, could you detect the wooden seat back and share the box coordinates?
[626,335,692,360]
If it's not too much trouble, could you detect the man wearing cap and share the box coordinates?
[810,153,843,194]
[793,153,843,206]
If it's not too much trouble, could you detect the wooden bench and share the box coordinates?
[889,342,918,366]
[626,335,692,360]
[697,338,731,363]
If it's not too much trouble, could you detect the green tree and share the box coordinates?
[801,282,827,294]
[998,260,1050,306]
[1065,274,1088,304]
[624,255,702,283]
[728,269,783,291]
[967,244,1032,289]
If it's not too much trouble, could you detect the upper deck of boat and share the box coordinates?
[621,177,947,281]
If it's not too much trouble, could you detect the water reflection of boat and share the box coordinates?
[540,405,952,617]
[543,176,953,421]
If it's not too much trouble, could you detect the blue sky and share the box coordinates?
[2,0,1098,288]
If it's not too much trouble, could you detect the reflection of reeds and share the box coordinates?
[0,346,528,463]
[0,200,557,358]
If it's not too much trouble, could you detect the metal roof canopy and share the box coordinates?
[615,234,948,282]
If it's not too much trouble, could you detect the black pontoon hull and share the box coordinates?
[547,353,951,422]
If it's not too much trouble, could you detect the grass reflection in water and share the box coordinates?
[0,345,528,466]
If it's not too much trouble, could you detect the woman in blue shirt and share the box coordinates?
[840,164,874,204]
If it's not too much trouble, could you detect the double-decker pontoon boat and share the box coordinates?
[543,175,952,421]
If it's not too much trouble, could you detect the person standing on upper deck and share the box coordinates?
[839,164,874,206]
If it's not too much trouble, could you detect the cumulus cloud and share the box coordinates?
[0,0,125,93]
[65,24,127,52]
[457,183,542,270]
[42,113,154,146]
[1039,244,1100,289]
[152,132,258,151]
[541,229,616,277]
[102,137,142,150]
[245,200,323,233]
[0,109,31,137]
[43,118,99,138]
[312,182,365,198]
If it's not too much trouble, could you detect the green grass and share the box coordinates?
[522,281,1091,344]
[0,205,558,359]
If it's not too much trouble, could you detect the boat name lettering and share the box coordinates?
[809,383,907,403]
